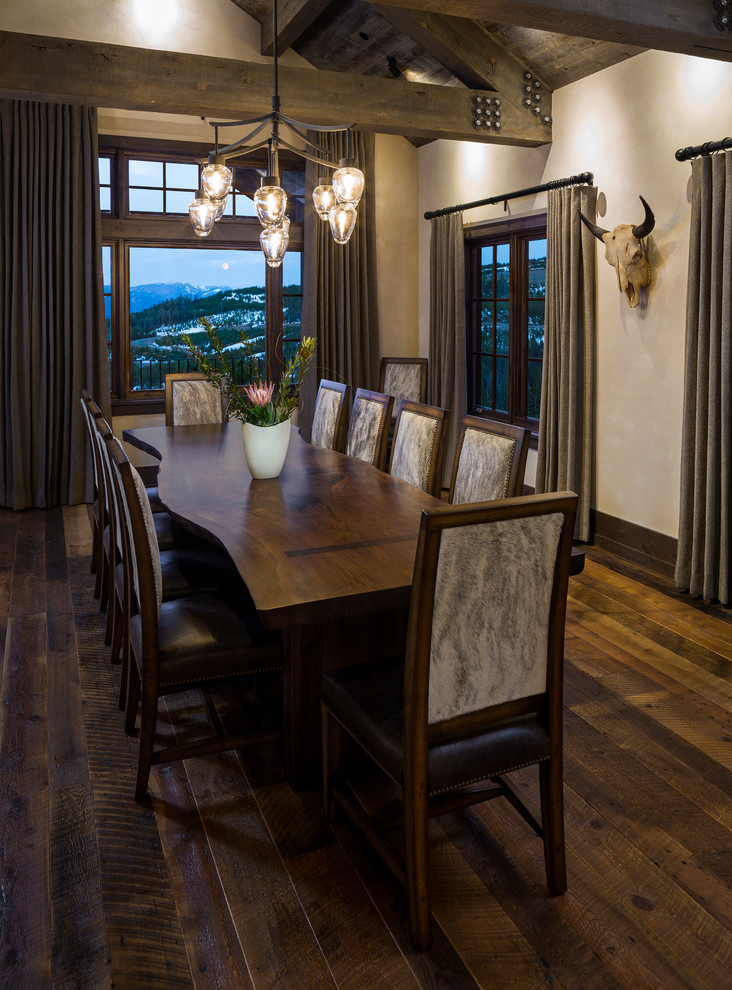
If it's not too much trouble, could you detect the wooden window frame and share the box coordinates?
[99,137,304,413]
[465,212,546,440]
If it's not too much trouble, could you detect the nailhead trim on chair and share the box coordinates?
[323,703,551,797]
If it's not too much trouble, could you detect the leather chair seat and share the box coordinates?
[145,485,166,513]
[129,594,282,691]
[322,656,551,798]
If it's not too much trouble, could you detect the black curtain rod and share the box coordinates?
[423,171,594,220]
[675,136,732,162]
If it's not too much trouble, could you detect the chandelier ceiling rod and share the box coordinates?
[188,0,366,264]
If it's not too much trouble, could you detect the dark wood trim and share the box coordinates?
[590,509,677,581]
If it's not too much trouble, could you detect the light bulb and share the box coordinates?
[201,157,232,202]
[260,216,290,267]
[332,165,364,208]
[312,180,337,220]
[328,203,357,245]
[254,182,287,228]
[212,196,228,222]
[188,190,216,237]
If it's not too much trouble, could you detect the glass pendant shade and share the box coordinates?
[260,218,290,267]
[312,181,337,220]
[212,195,228,222]
[332,165,364,208]
[201,158,233,201]
[254,182,288,228]
[328,202,357,245]
[188,191,216,237]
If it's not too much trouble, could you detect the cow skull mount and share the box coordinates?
[579,196,655,308]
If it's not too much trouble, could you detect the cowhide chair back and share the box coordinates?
[345,388,394,471]
[165,373,225,427]
[311,379,351,452]
[449,415,530,504]
[388,400,450,498]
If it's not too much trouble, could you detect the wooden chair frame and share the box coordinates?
[346,388,394,471]
[322,492,578,950]
[311,378,351,452]
[388,399,450,498]
[448,414,531,503]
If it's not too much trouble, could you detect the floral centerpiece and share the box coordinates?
[183,318,316,478]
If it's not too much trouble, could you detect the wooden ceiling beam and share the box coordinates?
[260,0,332,57]
[0,31,550,146]
[369,0,732,60]
[372,6,553,123]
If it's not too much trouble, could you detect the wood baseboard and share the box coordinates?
[589,509,677,581]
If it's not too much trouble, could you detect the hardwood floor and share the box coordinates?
[1,503,731,989]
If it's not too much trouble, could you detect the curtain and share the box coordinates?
[300,131,379,439]
[427,212,466,487]
[535,185,596,542]
[675,152,732,604]
[0,99,110,510]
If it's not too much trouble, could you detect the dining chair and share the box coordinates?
[165,372,226,427]
[321,491,578,950]
[311,379,351,452]
[345,388,394,471]
[388,400,450,498]
[80,391,105,588]
[379,357,428,410]
[448,415,531,504]
[101,431,252,675]
[109,437,284,802]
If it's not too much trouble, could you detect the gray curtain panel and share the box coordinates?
[427,212,466,487]
[300,131,379,440]
[0,99,110,510]
[535,185,596,542]
[675,152,732,604]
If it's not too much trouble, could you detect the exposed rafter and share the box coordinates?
[260,0,332,56]
[372,6,552,121]
[369,0,732,60]
[0,31,551,146]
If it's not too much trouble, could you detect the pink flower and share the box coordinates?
[243,380,275,407]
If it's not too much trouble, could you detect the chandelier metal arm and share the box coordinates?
[273,137,342,168]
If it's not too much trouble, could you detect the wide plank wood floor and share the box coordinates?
[1,503,732,989]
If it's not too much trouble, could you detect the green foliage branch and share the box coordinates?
[183,317,316,428]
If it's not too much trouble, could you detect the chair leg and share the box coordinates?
[539,757,567,895]
[110,595,123,665]
[404,781,432,951]
[124,659,141,735]
[321,707,341,822]
[135,693,156,803]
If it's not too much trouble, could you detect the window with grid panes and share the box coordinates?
[466,215,546,431]
[99,140,304,411]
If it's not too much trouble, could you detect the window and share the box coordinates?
[100,140,304,411]
[466,215,546,431]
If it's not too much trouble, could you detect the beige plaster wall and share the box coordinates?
[417,50,732,538]
[374,134,420,361]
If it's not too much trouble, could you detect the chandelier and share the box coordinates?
[188,0,365,267]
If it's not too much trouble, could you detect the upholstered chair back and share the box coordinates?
[425,508,565,724]
[165,373,225,427]
[345,389,394,470]
[389,401,450,498]
[449,416,530,504]
[380,358,428,410]
[311,379,351,451]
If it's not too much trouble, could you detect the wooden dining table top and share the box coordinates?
[123,422,444,630]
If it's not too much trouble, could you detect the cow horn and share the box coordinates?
[632,196,655,239]
[578,210,609,241]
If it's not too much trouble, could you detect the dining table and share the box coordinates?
[122,420,444,787]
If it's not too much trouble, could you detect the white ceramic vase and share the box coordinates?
[241,417,292,479]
